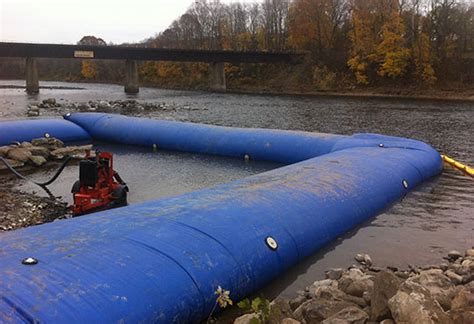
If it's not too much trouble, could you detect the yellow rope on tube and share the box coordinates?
[441,155,474,178]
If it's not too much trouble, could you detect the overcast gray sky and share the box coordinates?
[1,0,256,44]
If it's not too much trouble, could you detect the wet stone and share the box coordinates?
[448,250,463,261]
[326,268,344,280]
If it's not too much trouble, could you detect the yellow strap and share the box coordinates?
[441,154,474,178]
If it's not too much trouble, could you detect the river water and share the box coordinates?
[1,80,473,298]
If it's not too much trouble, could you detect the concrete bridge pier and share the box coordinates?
[208,62,226,92]
[26,57,39,94]
[124,59,139,94]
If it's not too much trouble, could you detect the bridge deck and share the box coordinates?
[0,42,302,64]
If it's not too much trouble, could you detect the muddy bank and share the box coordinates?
[222,249,474,324]
[0,176,69,231]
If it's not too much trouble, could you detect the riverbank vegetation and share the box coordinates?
[1,0,473,98]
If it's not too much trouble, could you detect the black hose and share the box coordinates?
[0,156,73,187]
[113,171,126,185]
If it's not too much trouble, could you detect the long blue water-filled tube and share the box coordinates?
[0,113,443,323]
[0,119,91,146]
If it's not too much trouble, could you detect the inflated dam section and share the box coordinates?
[65,113,345,164]
[0,114,443,323]
[0,118,91,146]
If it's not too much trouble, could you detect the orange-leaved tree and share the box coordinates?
[375,6,411,79]
[81,60,98,79]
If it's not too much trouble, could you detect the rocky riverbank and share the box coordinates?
[231,249,474,324]
[0,179,70,231]
[0,136,92,231]
[26,98,203,117]
[0,136,92,168]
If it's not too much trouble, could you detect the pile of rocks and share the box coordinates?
[27,98,61,116]
[25,98,186,117]
[0,137,92,170]
[66,99,171,113]
[234,249,474,323]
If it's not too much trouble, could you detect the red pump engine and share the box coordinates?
[71,151,128,216]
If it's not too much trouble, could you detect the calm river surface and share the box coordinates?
[1,80,473,298]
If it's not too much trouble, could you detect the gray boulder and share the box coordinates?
[289,295,307,311]
[281,318,301,324]
[268,297,294,323]
[338,268,374,297]
[43,98,56,106]
[388,281,450,324]
[313,285,366,308]
[233,313,257,324]
[294,298,357,323]
[450,283,474,323]
[326,268,344,280]
[354,253,372,266]
[451,285,474,311]
[50,145,93,160]
[27,110,40,117]
[78,103,91,111]
[370,270,402,321]
[29,155,47,166]
[98,100,111,110]
[27,146,50,159]
[408,269,455,311]
[448,250,463,261]
[445,270,463,285]
[379,320,395,324]
[0,146,11,157]
[308,279,337,295]
[459,258,474,276]
[321,306,368,324]
[7,147,32,162]
[31,137,64,150]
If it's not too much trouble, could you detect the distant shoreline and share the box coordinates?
[225,88,474,103]
[2,79,473,103]
[0,84,85,90]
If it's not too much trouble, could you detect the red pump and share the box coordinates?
[71,151,128,216]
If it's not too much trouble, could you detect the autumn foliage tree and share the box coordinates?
[80,60,98,79]
[1,0,473,90]
[375,4,411,79]
[78,35,106,80]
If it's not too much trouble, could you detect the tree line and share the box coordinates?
[1,0,473,91]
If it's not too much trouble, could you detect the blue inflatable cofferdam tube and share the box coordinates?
[0,118,91,146]
[64,113,345,164]
[0,113,443,323]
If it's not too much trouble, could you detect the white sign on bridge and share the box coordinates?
[74,50,94,58]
